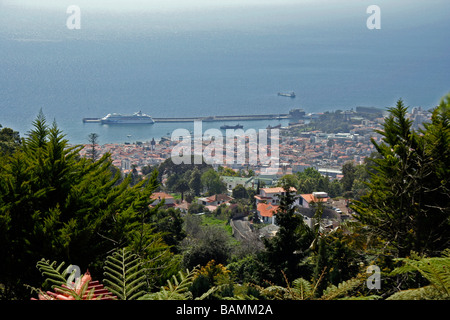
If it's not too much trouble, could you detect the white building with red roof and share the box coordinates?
[150,192,176,207]
[254,187,297,205]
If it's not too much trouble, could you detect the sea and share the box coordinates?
[0,0,449,145]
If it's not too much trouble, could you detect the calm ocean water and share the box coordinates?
[1,1,449,145]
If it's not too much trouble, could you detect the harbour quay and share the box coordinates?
[83,112,294,123]
[152,113,291,123]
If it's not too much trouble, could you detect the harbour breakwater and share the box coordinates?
[82,109,304,124]
[153,113,290,123]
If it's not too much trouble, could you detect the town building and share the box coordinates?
[197,194,234,211]
[299,192,329,208]
[150,192,175,208]
[221,176,256,193]
[254,187,298,206]
[256,202,279,225]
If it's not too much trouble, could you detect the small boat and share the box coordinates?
[278,91,296,98]
[220,124,244,130]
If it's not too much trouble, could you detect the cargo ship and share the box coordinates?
[220,124,244,129]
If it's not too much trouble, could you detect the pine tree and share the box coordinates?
[86,133,100,161]
[263,184,314,284]
[0,112,165,299]
[341,161,356,193]
[189,167,202,196]
[352,97,450,257]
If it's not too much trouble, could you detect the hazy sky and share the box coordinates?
[1,0,449,39]
[0,0,361,39]
[1,0,432,12]
[3,0,447,23]
[3,0,317,11]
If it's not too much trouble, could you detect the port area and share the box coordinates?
[83,113,292,123]
[82,118,102,123]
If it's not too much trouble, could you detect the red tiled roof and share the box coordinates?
[300,194,328,203]
[175,200,189,210]
[261,187,297,194]
[254,195,272,200]
[205,205,218,212]
[206,194,233,202]
[257,203,279,217]
[151,192,174,200]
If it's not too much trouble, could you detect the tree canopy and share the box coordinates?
[352,97,450,257]
[0,112,171,299]
[2,94,450,301]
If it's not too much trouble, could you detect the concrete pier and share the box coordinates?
[83,113,291,123]
[153,113,290,122]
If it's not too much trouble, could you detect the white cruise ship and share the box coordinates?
[100,111,155,124]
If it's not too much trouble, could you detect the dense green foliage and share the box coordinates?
[263,185,314,284]
[0,125,21,156]
[1,94,449,301]
[387,249,450,300]
[352,97,450,257]
[0,112,173,299]
[103,248,147,300]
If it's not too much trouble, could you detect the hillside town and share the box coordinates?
[79,106,431,181]
[76,106,433,239]
[1,95,446,302]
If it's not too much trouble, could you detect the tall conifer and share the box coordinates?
[352,97,450,257]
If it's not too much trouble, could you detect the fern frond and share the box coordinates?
[139,268,197,300]
[222,294,259,300]
[388,253,450,299]
[387,286,443,300]
[319,277,364,300]
[34,259,108,300]
[291,278,314,300]
[141,290,189,300]
[195,284,229,300]
[36,259,72,287]
[259,285,289,300]
[339,295,382,300]
[103,248,147,300]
